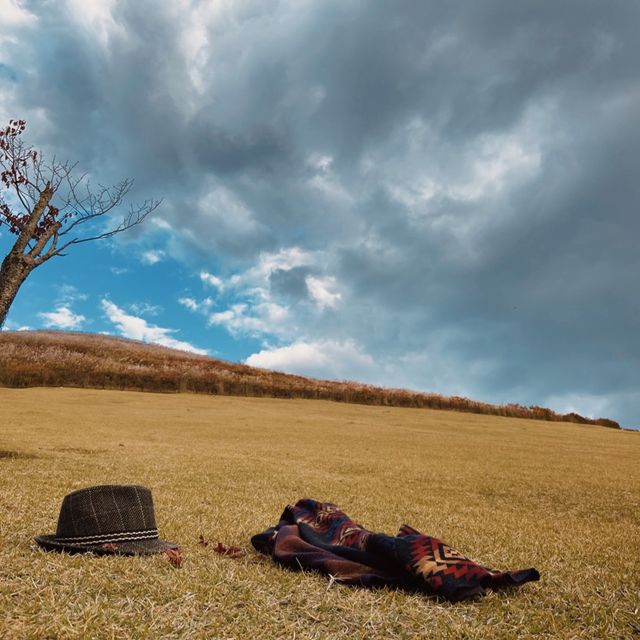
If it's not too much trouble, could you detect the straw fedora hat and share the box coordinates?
[35,485,179,555]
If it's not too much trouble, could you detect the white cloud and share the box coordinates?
[219,247,325,297]
[64,0,124,49]
[252,247,316,278]
[200,271,224,290]
[101,299,207,354]
[1,319,31,331]
[150,217,173,231]
[305,275,341,310]
[110,266,129,275]
[179,297,199,311]
[0,0,37,30]
[306,152,354,207]
[57,284,88,304]
[448,134,541,202]
[39,305,86,330]
[209,301,289,338]
[177,0,215,97]
[179,296,214,312]
[543,392,612,420]
[246,339,376,381]
[221,247,318,293]
[141,249,166,265]
[196,183,260,244]
[308,153,333,172]
[128,302,162,316]
[194,246,338,340]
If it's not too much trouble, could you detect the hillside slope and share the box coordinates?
[0,330,620,428]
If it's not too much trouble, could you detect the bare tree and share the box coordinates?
[0,119,160,327]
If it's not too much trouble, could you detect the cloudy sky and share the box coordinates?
[1,0,638,428]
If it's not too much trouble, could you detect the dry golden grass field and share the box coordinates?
[1,387,638,639]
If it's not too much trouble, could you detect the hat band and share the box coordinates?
[57,528,159,545]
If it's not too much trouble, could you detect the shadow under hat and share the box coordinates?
[35,484,179,555]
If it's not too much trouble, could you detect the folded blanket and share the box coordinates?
[251,498,539,602]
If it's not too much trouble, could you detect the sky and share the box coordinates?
[1,0,638,428]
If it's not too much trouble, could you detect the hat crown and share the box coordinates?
[55,485,158,539]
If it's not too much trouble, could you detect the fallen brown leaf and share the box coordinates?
[165,548,183,568]
[213,541,247,559]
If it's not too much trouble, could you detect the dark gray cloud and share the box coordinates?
[2,0,638,426]
[269,267,313,302]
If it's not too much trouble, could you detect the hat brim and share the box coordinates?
[34,534,178,556]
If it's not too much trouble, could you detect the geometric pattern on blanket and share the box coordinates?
[251,498,540,602]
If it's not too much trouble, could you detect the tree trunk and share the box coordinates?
[0,251,32,328]
[0,186,52,328]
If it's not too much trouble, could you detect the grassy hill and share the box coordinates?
[0,330,621,429]
[1,387,638,639]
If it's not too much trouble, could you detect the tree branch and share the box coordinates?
[2,118,161,282]
[29,219,61,262]
[53,198,161,255]
[13,183,54,255]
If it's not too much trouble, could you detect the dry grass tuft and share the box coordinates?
[0,330,623,429]
[0,448,38,459]
[0,387,638,639]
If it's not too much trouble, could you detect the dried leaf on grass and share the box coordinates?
[212,541,247,559]
[199,534,246,558]
[165,548,183,568]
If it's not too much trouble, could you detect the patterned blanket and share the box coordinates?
[251,498,539,602]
